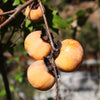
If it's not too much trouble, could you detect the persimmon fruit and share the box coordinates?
[24,31,51,60]
[55,39,84,72]
[0,9,5,25]
[27,60,55,91]
[25,5,44,22]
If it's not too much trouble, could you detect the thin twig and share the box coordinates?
[6,27,15,43]
[0,10,16,16]
[38,0,59,100]
[0,0,35,29]
[21,2,34,28]
[38,0,58,51]
[10,31,22,47]
[10,2,34,47]
[2,27,16,50]
[51,55,59,100]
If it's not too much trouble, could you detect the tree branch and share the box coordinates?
[38,0,59,100]
[0,0,35,30]
[38,0,58,51]
[10,2,35,47]
[0,10,16,16]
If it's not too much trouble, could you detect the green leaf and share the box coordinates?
[52,10,69,29]
[13,57,19,61]
[42,0,47,3]
[25,19,31,28]
[9,85,14,91]
[20,0,26,3]
[14,72,25,83]
[2,0,8,3]
[25,19,33,31]
[65,18,73,24]
[6,57,19,64]
[6,60,12,64]
[86,8,93,13]
[53,10,58,15]
[23,49,27,55]
[76,10,86,18]
[13,0,20,6]
[0,85,14,96]
[28,26,33,31]
[0,90,6,96]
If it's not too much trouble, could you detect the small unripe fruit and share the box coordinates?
[24,31,51,60]
[27,60,55,91]
[0,9,5,25]
[55,39,84,72]
[25,5,44,22]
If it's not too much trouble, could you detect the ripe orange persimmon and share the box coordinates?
[27,60,55,91]
[24,31,51,60]
[55,39,84,72]
[25,5,44,22]
[0,9,5,25]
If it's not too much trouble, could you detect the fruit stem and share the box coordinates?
[38,0,59,100]
[38,0,58,52]
[21,2,34,29]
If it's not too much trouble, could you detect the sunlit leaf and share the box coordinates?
[13,0,20,6]
[21,0,25,3]
[6,60,12,64]
[2,0,8,3]
[52,10,69,29]
[28,26,33,31]
[13,57,19,61]
[65,18,73,24]
[0,85,14,96]
[6,57,19,64]
[25,19,31,27]
[14,72,25,83]
[0,90,6,96]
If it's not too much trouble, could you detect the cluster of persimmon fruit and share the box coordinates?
[24,1,84,91]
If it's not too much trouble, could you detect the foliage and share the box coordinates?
[0,85,14,96]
